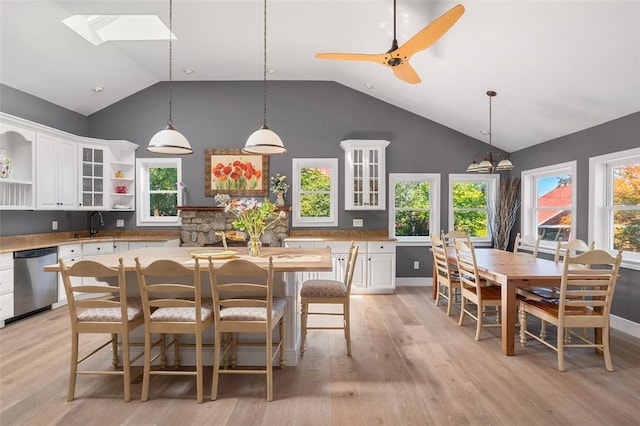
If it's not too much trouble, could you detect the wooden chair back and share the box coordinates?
[431,235,455,288]
[343,241,360,296]
[513,233,541,257]
[554,239,595,263]
[441,230,468,247]
[454,237,482,295]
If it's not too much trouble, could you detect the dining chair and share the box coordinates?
[58,257,144,402]
[554,239,595,263]
[431,235,461,316]
[300,241,359,356]
[454,238,503,340]
[208,256,286,402]
[441,229,468,247]
[519,249,623,371]
[135,256,214,403]
[513,233,541,257]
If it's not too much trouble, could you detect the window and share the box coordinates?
[521,161,576,249]
[389,173,440,244]
[590,147,640,269]
[136,158,183,226]
[448,174,497,242]
[291,158,338,227]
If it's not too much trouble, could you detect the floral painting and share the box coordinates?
[205,148,268,196]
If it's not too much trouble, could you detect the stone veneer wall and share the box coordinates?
[179,208,289,247]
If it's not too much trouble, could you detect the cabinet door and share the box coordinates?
[36,134,78,209]
[367,253,396,293]
[79,145,106,209]
[341,140,389,210]
[58,140,79,209]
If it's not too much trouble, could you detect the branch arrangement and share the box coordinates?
[488,177,521,250]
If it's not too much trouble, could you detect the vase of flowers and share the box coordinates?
[270,173,289,207]
[224,198,286,256]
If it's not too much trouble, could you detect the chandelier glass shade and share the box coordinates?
[467,91,512,173]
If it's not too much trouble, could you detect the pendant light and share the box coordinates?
[466,91,513,173]
[148,0,193,155]
[243,0,286,155]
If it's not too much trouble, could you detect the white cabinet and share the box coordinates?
[0,252,14,323]
[78,144,106,210]
[365,242,396,293]
[340,139,389,210]
[128,239,180,250]
[55,243,82,306]
[36,133,78,209]
[108,141,137,211]
[0,115,35,209]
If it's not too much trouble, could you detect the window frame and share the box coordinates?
[291,158,339,227]
[589,147,640,270]
[521,161,577,251]
[388,173,440,245]
[448,174,498,244]
[135,157,183,227]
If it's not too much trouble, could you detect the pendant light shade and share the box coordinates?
[147,0,192,155]
[243,0,286,155]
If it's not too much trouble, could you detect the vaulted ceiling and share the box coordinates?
[1,1,639,152]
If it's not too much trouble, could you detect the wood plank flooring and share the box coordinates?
[1,286,639,425]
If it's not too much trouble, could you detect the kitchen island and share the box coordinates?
[44,246,332,366]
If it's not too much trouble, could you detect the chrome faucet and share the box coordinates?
[89,211,104,237]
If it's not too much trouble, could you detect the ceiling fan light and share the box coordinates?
[148,126,193,155]
[496,158,514,170]
[243,126,286,155]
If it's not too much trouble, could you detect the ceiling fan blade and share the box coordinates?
[316,52,386,63]
[392,62,421,84]
[397,4,465,59]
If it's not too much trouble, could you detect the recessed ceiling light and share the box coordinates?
[183,68,194,75]
[92,86,104,93]
[364,83,374,89]
[62,15,174,46]
[267,68,277,75]
[480,130,490,136]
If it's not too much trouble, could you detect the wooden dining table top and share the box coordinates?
[43,246,333,272]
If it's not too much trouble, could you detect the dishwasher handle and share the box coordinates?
[13,247,58,259]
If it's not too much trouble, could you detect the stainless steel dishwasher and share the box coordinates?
[13,247,58,319]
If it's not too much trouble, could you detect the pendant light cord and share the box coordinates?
[167,0,174,127]
[488,93,492,147]
[262,0,268,128]
[393,0,397,42]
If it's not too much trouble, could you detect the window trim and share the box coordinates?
[388,173,440,245]
[291,158,339,227]
[521,160,577,251]
[589,147,640,270]
[448,173,498,244]
[135,157,183,227]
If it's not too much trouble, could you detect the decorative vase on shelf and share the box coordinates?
[0,149,11,179]
[247,234,262,257]
[276,192,285,207]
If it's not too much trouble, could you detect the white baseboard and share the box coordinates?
[611,315,640,339]
[396,277,432,287]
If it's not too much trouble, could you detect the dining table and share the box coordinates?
[44,245,333,366]
[435,248,569,356]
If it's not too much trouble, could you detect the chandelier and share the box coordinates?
[466,91,513,173]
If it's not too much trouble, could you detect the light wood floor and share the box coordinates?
[1,286,639,426]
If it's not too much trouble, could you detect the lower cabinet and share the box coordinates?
[0,252,14,323]
[285,239,395,294]
[55,243,82,306]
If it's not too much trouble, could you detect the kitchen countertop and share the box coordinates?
[0,230,181,253]
[285,229,396,242]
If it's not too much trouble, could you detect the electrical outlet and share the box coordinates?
[353,218,363,227]
[413,261,420,270]
[116,219,125,228]
[52,220,58,231]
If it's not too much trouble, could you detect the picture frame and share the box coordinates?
[205,148,269,197]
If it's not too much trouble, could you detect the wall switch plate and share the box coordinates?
[52,220,58,231]
[413,261,420,270]
[353,218,363,227]
[116,219,125,228]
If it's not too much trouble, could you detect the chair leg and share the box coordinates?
[602,326,614,371]
[434,283,442,307]
[195,332,203,403]
[475,303,483,341]
[344,302,352,356]
[67,332,79,402]
[557,327,565,372]
[231,333,237,369]
[141,331,152,402]
[266,328,273,402]
[519,309,528,347]
[458,297,466,326]
[111,333,119,369]
[300,302,308,356]
[279,315,287,368]
[173,334,181,367]
[122,331,132,402]
[211,329,221,401]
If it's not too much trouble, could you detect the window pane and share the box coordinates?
[536,175,572,206]
[454,211,488,237]
[300,167,330,191]
[150,193,177,216]
[538,209,572,241]
[395,211,430,237]
[614,210,640,252]
[394,182,430,208]
[150,167,177,191]
[300,193,330,217]
[453,182,486,208]
[613,163,640,206]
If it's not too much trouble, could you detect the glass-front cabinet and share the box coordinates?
[340,139,390,210]
[79,144,106,209]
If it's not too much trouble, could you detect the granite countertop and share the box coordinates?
[285,230,396,242]
[0,230,181,253]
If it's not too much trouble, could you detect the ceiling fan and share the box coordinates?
[316,2,465,84]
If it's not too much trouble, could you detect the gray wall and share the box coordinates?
[510,112,640,323]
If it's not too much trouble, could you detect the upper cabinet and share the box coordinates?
[0,112,138,211]
[340,139,390,210]
[0,117,36,210]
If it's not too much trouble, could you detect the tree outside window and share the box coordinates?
[389,173,440,243]
[611,162,640,252]
[136,158,182,226]
[292,158,338,227]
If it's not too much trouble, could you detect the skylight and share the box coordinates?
[62,15,175,46]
